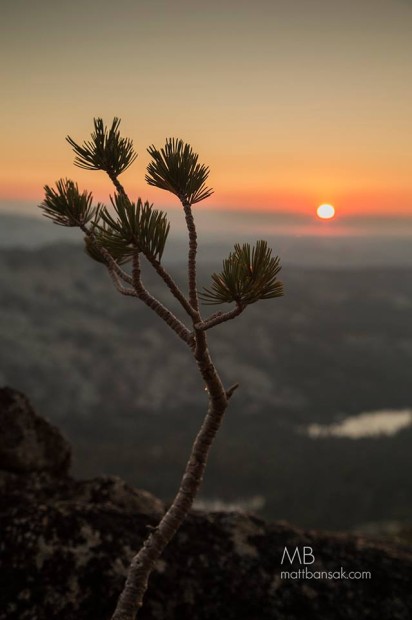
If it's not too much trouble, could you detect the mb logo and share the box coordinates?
[281,546,315,565]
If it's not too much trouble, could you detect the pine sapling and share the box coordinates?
[39,118,284,620]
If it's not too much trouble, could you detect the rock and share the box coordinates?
[66,475,165,517]
[0,387,71,475]
[0,387,164,519]
[1,387,411,620]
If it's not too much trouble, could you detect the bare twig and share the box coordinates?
[226,383,240,399]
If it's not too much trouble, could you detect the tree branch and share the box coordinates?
[195,303,244,331]
[181,197,200,313]
[107,174,196,320]
[107,265,139,298]
[131,253,194,347]
[108,172,127,197]
[83,225,192,345]
[145,256,197,320]
[81,224,134,286]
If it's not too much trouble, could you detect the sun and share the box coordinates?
[317,203,335,220]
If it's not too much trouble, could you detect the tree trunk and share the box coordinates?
[111,331,229,620]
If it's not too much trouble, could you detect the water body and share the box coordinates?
[305,409,412,439]
[194,496,266,513]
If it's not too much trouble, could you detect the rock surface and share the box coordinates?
[1,387,411,619]
[0,387,71,474]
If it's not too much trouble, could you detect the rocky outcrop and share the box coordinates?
[0,387,411,619]
[0,388,71,474]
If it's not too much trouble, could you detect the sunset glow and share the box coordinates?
[0,1,411,222]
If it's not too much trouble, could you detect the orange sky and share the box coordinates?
[1,0,411,218]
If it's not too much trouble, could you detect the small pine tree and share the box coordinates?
[39,118,284,620]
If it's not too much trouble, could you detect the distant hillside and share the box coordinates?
[1,211,412,267]
[0,212,80,248]
[1,243,412,530]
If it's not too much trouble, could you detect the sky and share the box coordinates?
[1,0,412,229]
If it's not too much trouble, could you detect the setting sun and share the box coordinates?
[317,204,336,220]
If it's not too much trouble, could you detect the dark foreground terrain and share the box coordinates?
[1,388,411,620]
